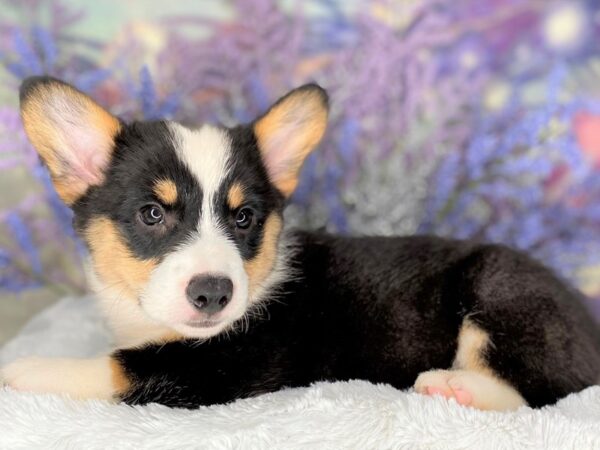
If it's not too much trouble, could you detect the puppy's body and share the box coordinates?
[115,233,600,409]
[4,76,599,411]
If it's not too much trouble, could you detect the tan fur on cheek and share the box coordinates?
[244,214,282,298]
[228,182,245,210]
[153,179,178,205]
[85,217,157,301]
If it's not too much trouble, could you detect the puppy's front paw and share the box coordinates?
[1,356,54,393]
[1,356,121,400]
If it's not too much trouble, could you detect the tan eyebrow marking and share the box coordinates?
[227,182,245,209]
[153,179,178,205]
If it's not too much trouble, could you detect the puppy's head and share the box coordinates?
[20,77,328,338]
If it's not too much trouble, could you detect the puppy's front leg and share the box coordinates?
[1,356,129,401]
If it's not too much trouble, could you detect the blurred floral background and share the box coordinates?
[1,0,600,336]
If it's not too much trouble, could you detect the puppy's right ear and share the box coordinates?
[19,76,121,205]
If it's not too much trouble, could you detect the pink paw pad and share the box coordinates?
[415,371,475,406]
[423,384,472,405]
[423,384,473,406]
[449,387,473,406]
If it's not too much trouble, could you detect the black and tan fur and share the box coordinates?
[2,76,599,411]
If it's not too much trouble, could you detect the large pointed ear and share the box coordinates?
[19,76,121,205]
[253,84,329,197]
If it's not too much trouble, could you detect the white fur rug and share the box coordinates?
[1,297,599,450]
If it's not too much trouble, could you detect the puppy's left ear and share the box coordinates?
[253,84,329,197]
[20,76,121,205]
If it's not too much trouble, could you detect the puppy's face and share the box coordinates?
[20,77,328,338]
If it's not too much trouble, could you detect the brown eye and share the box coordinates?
[140,205,164,226]
[235,208,254,230]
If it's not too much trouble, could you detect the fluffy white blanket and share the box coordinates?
[1,297,599,449]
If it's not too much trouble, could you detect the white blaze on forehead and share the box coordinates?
[169,122,231,213]
[168,121,237,278]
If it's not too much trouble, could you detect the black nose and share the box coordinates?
[186,275,233,315]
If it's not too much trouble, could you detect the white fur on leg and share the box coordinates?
[1,356,120,401]
[414,369,526,411]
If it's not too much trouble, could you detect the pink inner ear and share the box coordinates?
[58,120,112,186]
[261,121,307,181]
[263,134,294,177]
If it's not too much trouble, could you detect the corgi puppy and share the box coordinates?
[3,76,599,411]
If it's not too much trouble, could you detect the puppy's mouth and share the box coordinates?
[185,319,222,329]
